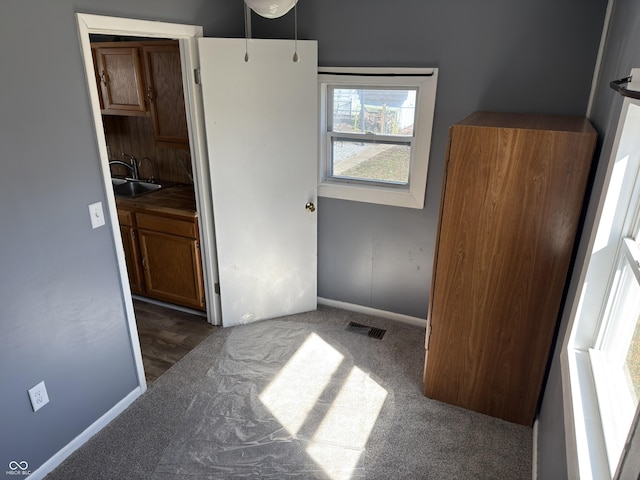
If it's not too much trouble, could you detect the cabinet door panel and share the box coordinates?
[120,225,144,294]
[138,229,204,310]
[144,44,189,145]
[96,47,146,114]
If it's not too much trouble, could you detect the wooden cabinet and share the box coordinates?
[117,207,144,294]
[137,212,205,310]
[143,43,189,146]
[423,112,596,426]
[91,41,188,145]
[93,46,147,115]
[116,206,205,311]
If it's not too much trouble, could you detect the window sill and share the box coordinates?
[562,347,611,479]
[318,180,425,209]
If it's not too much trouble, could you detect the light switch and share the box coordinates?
[88,202,105,229]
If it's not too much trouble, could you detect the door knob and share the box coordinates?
[305,202,316,213]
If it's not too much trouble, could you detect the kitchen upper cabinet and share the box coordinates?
[143,43,189,146]
[423,112,597,426]
[91,40,189,145]
[93,45,147,115]
[91,48,104,110]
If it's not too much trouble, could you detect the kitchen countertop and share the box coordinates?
[115,183,197,219]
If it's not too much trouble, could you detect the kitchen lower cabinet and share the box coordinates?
[118,208,144,295]
[117,206,205,311]
[137,213,205,310]
[423,112,597,426]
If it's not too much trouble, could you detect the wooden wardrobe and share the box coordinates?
[423,112,596,426]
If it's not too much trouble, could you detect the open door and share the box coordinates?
[198,38,318,327]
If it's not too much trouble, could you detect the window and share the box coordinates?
[590,213,640,473]
[563,92,640,479]
[318,67,438,209]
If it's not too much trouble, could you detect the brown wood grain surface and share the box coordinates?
[96,40,192,185]
[104,114,192,185]
[117,186,204,310]
[95,47,147,114]
[115,184,197,218]
[139,229,205,309]
[144,43,189,145]
[424,112,596,425]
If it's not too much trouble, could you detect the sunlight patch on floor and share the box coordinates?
[259,332,344,435]
[260,332,388,479]
[307,366,388,480]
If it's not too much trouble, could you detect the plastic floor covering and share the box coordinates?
[152,320,394,480]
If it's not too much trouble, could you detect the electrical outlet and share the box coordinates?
[28,381,50,412]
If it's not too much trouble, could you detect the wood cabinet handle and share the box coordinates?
[142,257,147,270]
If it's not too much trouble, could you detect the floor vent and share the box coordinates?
[346,321,386,340]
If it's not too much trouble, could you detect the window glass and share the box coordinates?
[327,87,416,185]
[330,88,416,136]
[592,250,640,471]
[625,303,640,400]
[331,139,411,184]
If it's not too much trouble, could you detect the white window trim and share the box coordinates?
[317,67,438,209]
[561,73,640,480]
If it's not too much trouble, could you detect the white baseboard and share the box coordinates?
[28,387,142,480]
[132,294,207,317]
[317,297,426,329]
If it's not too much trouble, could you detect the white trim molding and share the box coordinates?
[561,90,640,480]
[317,297,427,328]
[27,388,142,480]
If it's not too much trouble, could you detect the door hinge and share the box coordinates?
[214,282,221,294]
[194,68,201,85]
[195,241,200,249]
[427,324,432,350]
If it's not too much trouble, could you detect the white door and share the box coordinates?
[198,38,318,327]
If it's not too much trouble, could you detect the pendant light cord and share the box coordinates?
[292,2,299,62]
[244,3,250,62]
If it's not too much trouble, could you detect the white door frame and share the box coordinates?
[76,13,223,390]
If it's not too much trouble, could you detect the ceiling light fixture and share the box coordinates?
[243,0,300,62]
[244,0,297,19]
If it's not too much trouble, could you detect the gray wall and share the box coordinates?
[537,0,640,478]
[0,0,241,474]
[0,0,606,475]
[254,0,607,318]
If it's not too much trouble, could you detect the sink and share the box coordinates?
[112,178,164,198]
[111,177,128,187]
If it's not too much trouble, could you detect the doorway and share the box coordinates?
[76,13,221,390]
[77,13,320,388]
[91,33,205,311]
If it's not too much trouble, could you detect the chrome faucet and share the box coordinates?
[108,153,140,180]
